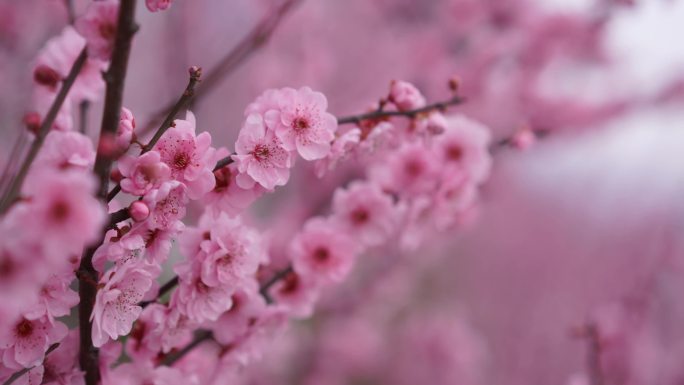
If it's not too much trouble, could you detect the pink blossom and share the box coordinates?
[388,80,426,111]
[263,87,337,160]
[211,286,266,345]
[290,217,358,284]
[33,131,95,170]
[24,274,79,323]
[91,261,154,347]
[369,142,440,197]
[146,0,173,12]
[117,107,136,150]
[432,176,478,231]
[330,181,397,248]
[0,233,45,319]
[0,316,68,369]
[38,330,83,385]
[172,260,233,323]
[104,363,199,385]
[119,151,171,196]
[143,181,188,230]
[154,113,216,199]
[35,26,106,103]
[433,114,492,184]
[195,214,264,287]
[269,270,320,318]
[125,303,165,361]
[75,0,119,61]
[203,149,265,217]
[92,230,145,273]
[232,113,292,190]
[314,127,361,177]
[22,169,106,258]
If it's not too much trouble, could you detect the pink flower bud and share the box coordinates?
[129,201,150,222]
[23,112,42,135]
[388,80,426,111]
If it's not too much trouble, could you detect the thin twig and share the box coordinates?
[2,344,59,385]
[259,265,293,303]
[79,101,90,134]
[106,67,203,203]
[160,330,214,366]
[0,49,87,215]
[336,95,464,125]
[78,2,138,385]
[64,0,76,24]
[140,276,179,308]
[139,0,302,137]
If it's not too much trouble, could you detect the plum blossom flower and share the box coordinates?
[75,0,119,61]
[211,286,266,345]
[433,114,492,184]
[26,330,83,385]
[197,214,265,287]
[119,151,171,196]
[388,80,426,111]
[117,107,136,150]
[290,217,358,284]
[369,142,440,197]
[314,127,361,177]
[34,26,106,103]
[146,0,173,12]
[24,274,79,323]
[232,114,292,190]
[331,181,397,248]
[143,181,188,230]
[172,260,233,323]
[91,261,154,347]
[22,169,106,258]
[269,270,320,318]
[0,316,68,368]
[154,113,216,199]
[264,87,338,160]
[33,130,95,170]
[125,303,166,361]
[203,149,265,217]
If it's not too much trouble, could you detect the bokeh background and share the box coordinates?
[2,0,684,384]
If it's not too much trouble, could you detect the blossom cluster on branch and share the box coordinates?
[0,1,497,384]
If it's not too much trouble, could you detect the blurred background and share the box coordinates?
[2,0,684,384]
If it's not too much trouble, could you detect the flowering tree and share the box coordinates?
[1,1,683,385]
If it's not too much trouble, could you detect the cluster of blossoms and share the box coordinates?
[0,1,496,384]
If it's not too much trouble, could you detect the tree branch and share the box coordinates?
[0,49,87,215]
[78,2,138,385]
[160,330,214,367]
[336,95,464,125]
[106,66,203,203]
[2,344,59,385]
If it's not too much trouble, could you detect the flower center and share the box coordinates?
[99,23,116,40]
[446,145,463,161]
[292,117,310,131]
[252,144,270,161]
[50,200,70,222]
[218,254,233,266]
[313,247,330,262]
[351,208,369,224]
[213,167,232,192]
[173,152,190,170]
[16,319,33,337]
[33,65,61,89]
[0,254,14,278]
[404,160,423,177]
[279,272,300,294]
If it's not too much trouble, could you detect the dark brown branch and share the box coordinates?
[79,101,90,134]
[106,66,203,203]
[213,156,235,171]
[140,276,179,308]
[160,330,214,366]
[139,0,302,137]
[2,344,59,385]
[336,95,465,125]
[0,49,87,215]
[259,265,293,303]
[78,2,138,385]
[64,0,76,24]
